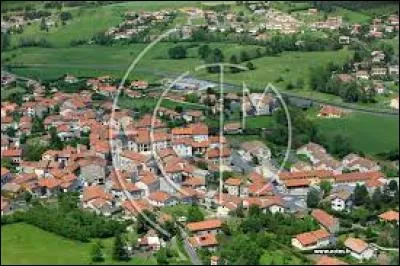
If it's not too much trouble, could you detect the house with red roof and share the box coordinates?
[378,210,399,224]
[1,149,22,164]
[318,105,344,118]
[135,170,159,197]
[311,209,339,233]
[315,256,348,265]
[189,233,219,251]
[344,237,376,261]
[147,191,178,207]
[131,80,149,90]
[224,178,246,197]
[292,228,331,250]
[38,177,61,197]
[118,151,150,173]
[109,170,143,200]
[78,156,107,185]
[185,219,222,236]
[82,185,115,216]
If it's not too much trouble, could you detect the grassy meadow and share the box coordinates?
[313,111,399,155]
[1,223,156,265]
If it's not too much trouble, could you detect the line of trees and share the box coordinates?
[1,193,127,242]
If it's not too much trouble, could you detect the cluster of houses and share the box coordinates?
[106,10,175,40]
[0,75,280,220]
[310,16,343,31]
[264,8,300,34]
[1,72,398,265]
[278,142,386,192]
[332,48,399,104]
[1,14,31,33]
[292,207,399,262]
[358,15,400,39]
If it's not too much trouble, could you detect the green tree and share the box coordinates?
[187,204,204,222]
[307,188,320,208]
[24,141,48,161]
[40,17,47,31]
[168,45,187,59]
[246,61,255,70]
[31,117,45,134]
[369,187,382,210]
[328,134,352,158]
[319,181,332,197]
[23,191,33,203]
[49,127,64,150]
[175,105,183,114]
[198,44,211,59]
[112,234,129,261]
[229,55,240,73]
[206,48,224,73]
[353,184,369,206]
[5,127,16,138]
[240,50,250,62]
[60,11,73,22]
[91,240,105,262]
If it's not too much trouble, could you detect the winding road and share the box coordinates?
[3,65,399,116]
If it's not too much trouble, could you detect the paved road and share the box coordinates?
[178,226,202,265]
[370,243,399,251]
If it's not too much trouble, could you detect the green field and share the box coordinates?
[314,112,399,155]
[1,223,156,265]
[328,7,371,24]
[3,44,352,99]
[7,1,201,48]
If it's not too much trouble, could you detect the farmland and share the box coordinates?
[3,44,352,99]
[1,223,156,265]
[313,111,399,155]
[6,1,201,48]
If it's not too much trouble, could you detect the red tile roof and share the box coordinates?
[311,209,338,229]
[224,178,242,186]
[189,233,218,248]
[2,149,22,157]
[379,210,399,222]
[83,185,112,202]
[38,178,61,189]
[344,237,368,254]
[279,170,333,180]
[316,256,348,265]
[295,229,330,246]
[148,191,172,203]
[186,219,222,232]
[282,179,311,188]
[334,171,383,183]
[122,199,152,215]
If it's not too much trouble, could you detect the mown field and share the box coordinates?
[1,223,156,265]
[224,108,399,156]
[313,111,399,155]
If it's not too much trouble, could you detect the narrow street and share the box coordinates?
[178,226,202,265]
